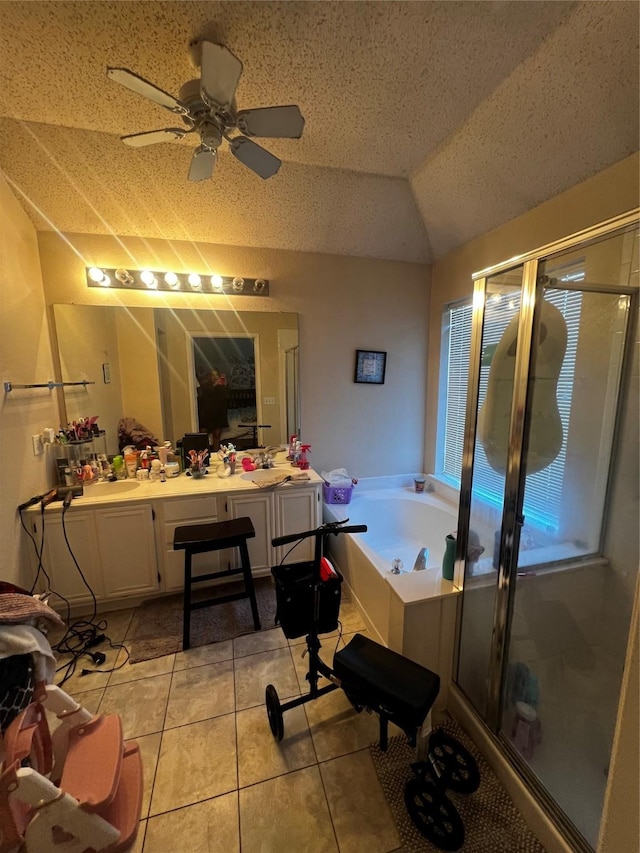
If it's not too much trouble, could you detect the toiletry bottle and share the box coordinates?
[124,451,138,479]
[112,455,126,480]
[298,444,311,470]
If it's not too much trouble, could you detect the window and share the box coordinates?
[437,286,582,533]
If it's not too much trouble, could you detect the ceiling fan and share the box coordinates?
[107,40,305,182]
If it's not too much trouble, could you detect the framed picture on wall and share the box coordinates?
[354,349,387,384]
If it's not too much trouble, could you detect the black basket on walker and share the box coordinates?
[272,560,343,639]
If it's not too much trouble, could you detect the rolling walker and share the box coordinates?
[265,520,479,851]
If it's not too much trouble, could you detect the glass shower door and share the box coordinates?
[455,266,524,718]
[500,233,637,849]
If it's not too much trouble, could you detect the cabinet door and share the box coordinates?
[274,486,321,563]
[161,518,222,593]
[95,504,159,599]
[156,496,223,593]
[226,493,273,573]
[38,511,104,605]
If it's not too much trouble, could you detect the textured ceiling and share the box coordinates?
[0,1,637,263]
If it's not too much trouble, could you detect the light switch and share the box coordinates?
[263,396,276,406]
[32,434,44,456]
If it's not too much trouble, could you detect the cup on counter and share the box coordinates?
[136,468,150,481]
[414,476,427,493]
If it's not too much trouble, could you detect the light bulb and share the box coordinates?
[140,270,156,286]
[164,272,180,288]
[88,267,105,282]
[232,277,245,292]
[253,279,266,294]
[210,275,223,290]
[188,273,202,289]
[115,268,133,285]
[99,275,111,287]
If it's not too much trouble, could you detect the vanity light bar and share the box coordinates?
[86,267,269,297]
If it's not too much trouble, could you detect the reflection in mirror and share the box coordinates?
[53,304,299,455]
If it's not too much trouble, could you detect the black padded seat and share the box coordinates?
[173,516,261,650]
[333,633,440,733]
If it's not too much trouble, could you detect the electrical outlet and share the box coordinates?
[263,396,276,406]
[32,434,44,456]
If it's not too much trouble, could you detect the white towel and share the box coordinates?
[0,624,56,683]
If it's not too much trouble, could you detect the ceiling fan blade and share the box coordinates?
[107,67,187,114]
[200,42,243,111]
[189,146,217,182]
[121,128,186,147]
[236,105,305,139]
[230,136,281,179]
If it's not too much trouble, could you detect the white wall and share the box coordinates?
[0,172,60,586]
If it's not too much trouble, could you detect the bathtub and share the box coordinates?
[324,480,462,707]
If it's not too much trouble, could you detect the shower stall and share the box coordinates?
[451,211,639,851]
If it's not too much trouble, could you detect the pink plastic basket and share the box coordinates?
[323,483,354,504]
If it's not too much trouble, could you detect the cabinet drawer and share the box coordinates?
[162,496,218,523]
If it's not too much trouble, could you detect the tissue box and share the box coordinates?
[323,483,354,504]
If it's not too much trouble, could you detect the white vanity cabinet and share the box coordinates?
[30,503,159,606]
[27,475,322,612]
[154,495,226,593]
[274,487,320,564]
[36,510,105,606]
[218,484,321,572]
[225,492,274,573]
[94,504,158,599]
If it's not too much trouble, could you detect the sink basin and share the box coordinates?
[84,480,141,495]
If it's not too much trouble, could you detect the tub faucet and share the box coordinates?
[413,547,429,571]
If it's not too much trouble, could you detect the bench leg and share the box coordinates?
[183,552,192,651]
[239,539,261,630]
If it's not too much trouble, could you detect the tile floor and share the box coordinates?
[51,599,406,853]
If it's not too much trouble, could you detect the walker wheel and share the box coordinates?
[265,684,284,741]
[404,779,465,851]
[429,731,480,794]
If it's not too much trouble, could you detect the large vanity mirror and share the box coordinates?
[52,304,299,456]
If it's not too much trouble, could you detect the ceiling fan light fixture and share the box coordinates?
[108,40,304,185]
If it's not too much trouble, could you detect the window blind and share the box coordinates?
[440,288,582,532]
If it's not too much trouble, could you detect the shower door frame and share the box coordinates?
[453,208,640,851]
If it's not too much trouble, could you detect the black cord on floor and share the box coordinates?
[20,500,131,688]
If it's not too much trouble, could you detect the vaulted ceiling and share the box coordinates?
[0,1,637,263]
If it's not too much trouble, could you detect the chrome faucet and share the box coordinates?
[413,547,429,571]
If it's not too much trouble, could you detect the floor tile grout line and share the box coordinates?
[315,754,342,853]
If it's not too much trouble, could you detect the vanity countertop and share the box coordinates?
[31,465,323,510]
